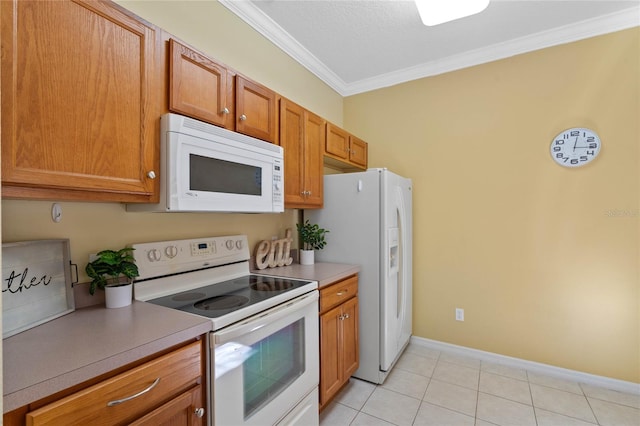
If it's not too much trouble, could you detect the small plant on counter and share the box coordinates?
[85,247,139,295]
[296,220,329,251]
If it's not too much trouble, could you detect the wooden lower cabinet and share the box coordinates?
[12,340,206,426]
[319,275,359,410]
[130,385,203,426]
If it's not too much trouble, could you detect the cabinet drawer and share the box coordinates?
[26,341,203,426]
[319,275,358,313]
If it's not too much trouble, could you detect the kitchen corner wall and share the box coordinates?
[345,28,640,383]
[1,0,343,284]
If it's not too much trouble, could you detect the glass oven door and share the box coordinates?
[212,291,319,426]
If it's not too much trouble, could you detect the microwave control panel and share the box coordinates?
[273,162,283,210]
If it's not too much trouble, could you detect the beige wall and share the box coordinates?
[1,0,343,284]
[345,28,640,383]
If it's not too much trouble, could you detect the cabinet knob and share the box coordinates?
[239,114,247,121]
[194,407,205,418]
[147,171,156,179]
[221,107,230,114]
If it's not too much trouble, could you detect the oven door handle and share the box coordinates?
[214,291,318,344]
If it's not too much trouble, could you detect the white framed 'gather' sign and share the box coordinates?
[2,239,75,338]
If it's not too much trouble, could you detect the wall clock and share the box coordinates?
[550,128,601,167]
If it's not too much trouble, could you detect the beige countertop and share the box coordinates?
[253,262,360,288]
[3,262,358,413]
[3,301,212,413]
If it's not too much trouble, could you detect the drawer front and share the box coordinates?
[26,341,203,426]
[319,275,358,313]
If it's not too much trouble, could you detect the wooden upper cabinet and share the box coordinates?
[0,0,161,202]
[325,123,368,170]
[236,75,278,144]
[303,111,325,207]
[326,123,350,160]
[349,135,368,168]
[169,38,234,129]
[280,99,324,209]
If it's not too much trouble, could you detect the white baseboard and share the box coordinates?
[410,336,640,396]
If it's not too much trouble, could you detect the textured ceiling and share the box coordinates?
[220,0,640,95]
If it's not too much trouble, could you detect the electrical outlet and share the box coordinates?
[455,308,464,321]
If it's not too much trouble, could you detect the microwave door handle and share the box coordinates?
[214,292,317,344]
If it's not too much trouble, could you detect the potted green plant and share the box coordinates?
[85,247,139,308]
[296,220,329,265]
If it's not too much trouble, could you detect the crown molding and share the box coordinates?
[219,0,349,93]
[220,1,640,97]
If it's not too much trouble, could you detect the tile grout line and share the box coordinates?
[527,371,540,426]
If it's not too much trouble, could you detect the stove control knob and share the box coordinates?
[225,239,235,250]
[147,249,161,262]
[235,239,243,250]
[165,245,178,259]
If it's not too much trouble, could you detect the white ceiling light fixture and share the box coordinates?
[415,0,491,26]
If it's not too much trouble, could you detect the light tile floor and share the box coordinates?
[320,343,640,426]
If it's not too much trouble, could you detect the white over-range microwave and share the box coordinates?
[128,113,284,213]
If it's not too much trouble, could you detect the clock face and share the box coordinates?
[550,128,601,167]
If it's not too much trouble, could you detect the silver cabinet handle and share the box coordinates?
[147,171,156,179]
[239,114,247,121]
[194,407,205,418]
[221,107,230,114]
[107,378,161,407]
[344,313,350,319]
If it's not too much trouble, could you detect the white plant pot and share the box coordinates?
[299,249,315,265]
[105,281,133,308]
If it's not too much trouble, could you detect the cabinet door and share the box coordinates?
[280,100,306,207]
[169,39,234,129]
[325,123,349,160]
[303,110,325,208]
[130,385,205,426]
[341,297,360,378]
[349,136,368,168]
[280,99,324,209]
[1,0,159,202]
[319,304,343,408]
[236,75,278,143]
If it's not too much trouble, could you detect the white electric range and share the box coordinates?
[132,235,319,426]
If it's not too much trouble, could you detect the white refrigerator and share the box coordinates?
[308,168,412,384]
